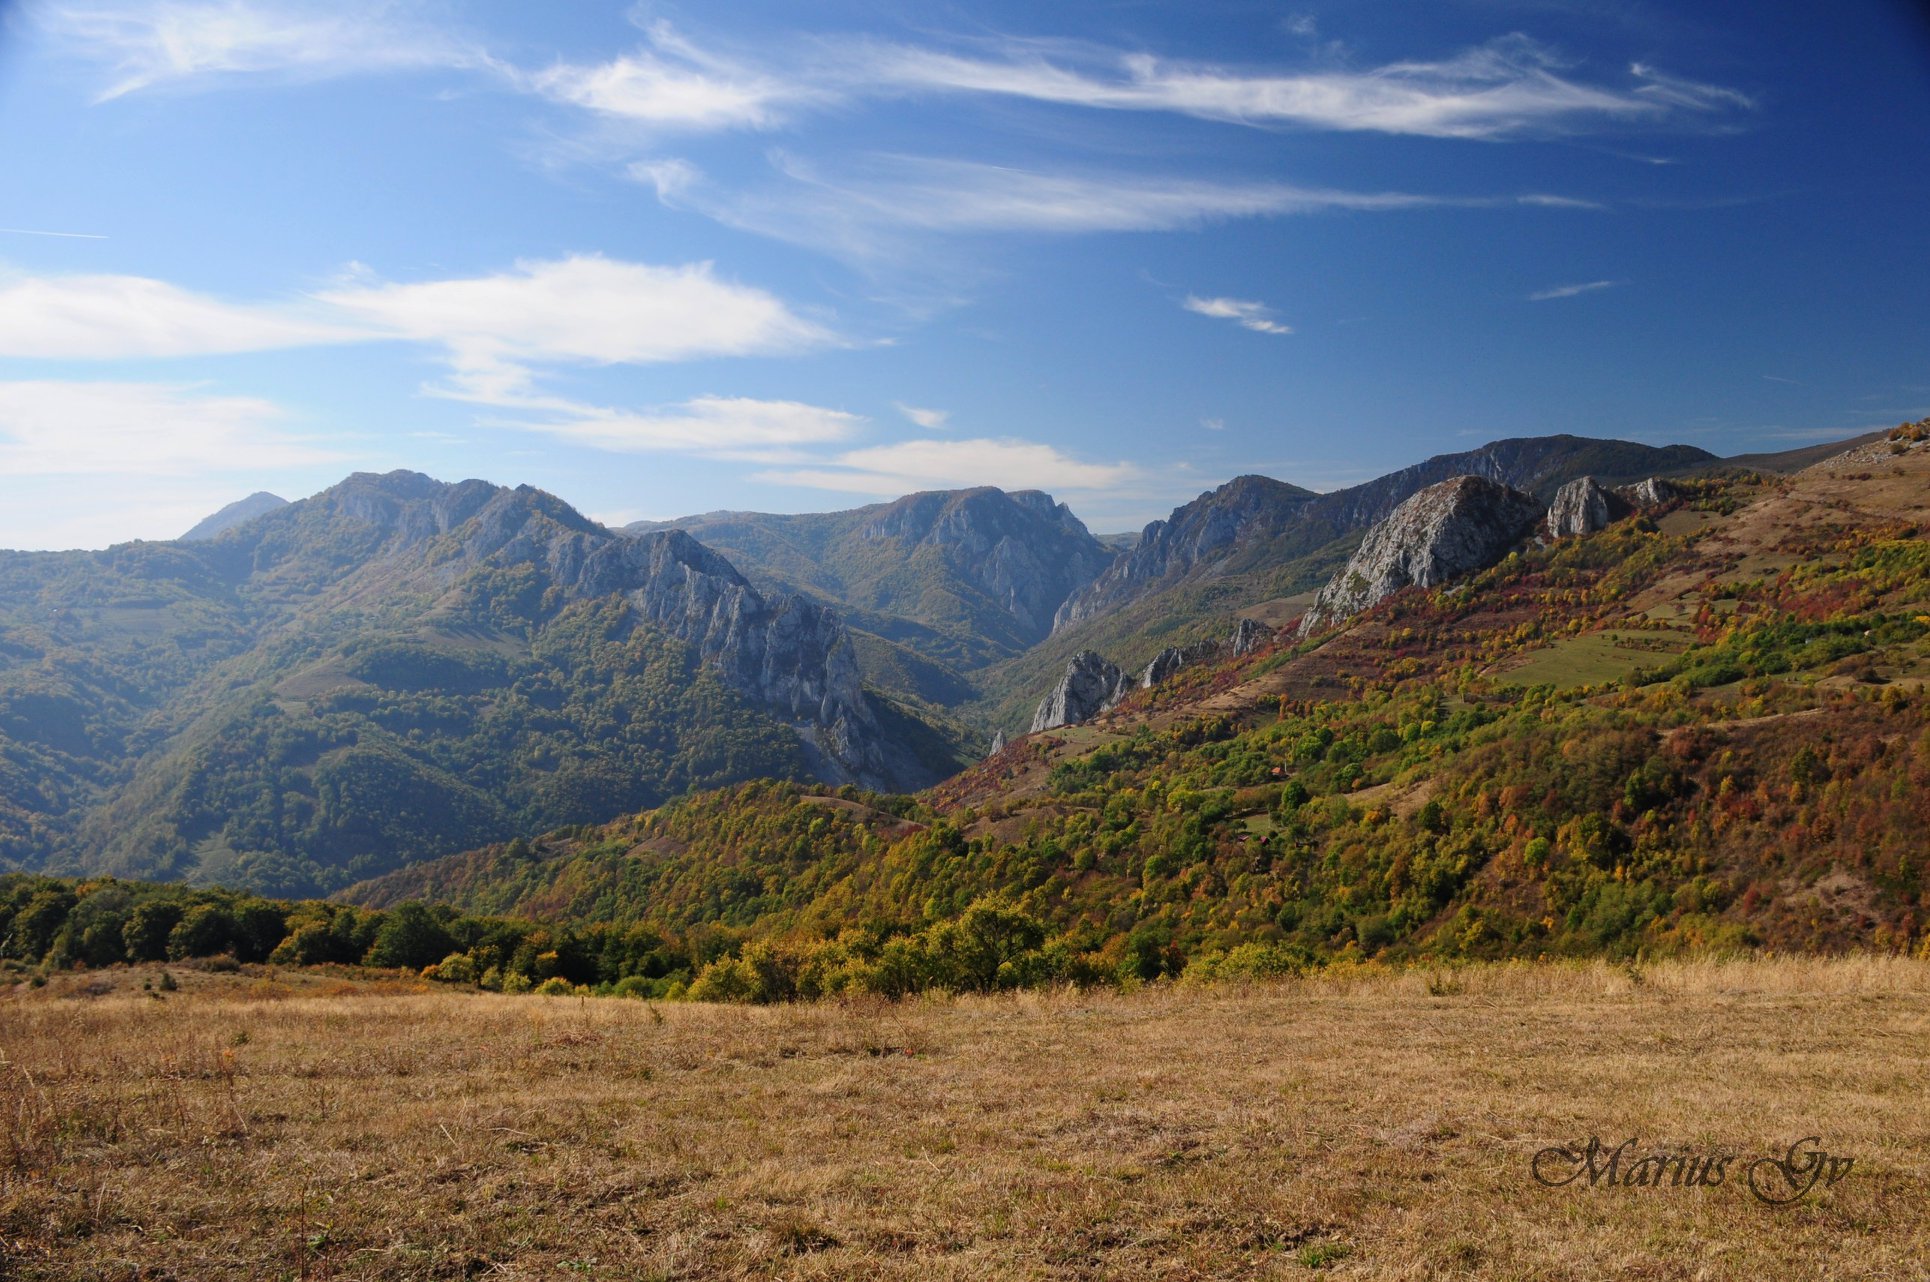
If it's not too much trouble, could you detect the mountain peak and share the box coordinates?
[179,491,288,542]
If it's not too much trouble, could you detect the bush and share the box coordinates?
[428,952,479,984]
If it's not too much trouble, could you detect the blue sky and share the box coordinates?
[0,0,1926,549]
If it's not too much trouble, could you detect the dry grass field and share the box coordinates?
[4,958,1928,1280]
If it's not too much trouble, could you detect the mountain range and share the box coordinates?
[0,429,1851,900]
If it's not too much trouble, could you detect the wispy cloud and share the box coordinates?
[1528,278,1619,301]
[525,19,822,133]
[895,402,950,430]
[1516,193,1607,210]
[319,255,839,400]
[842,33,1748,139]
[758,437,1142,498]
[1183,295,1293,335]
[0,227,108,239]
[41,0,491,101]
[0,379,341,476]
[514,395,861,458]
[0,269,364,358]
[640,153,1443,264]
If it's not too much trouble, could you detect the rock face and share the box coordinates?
[1230,617,1275,656]
[988,729,1006,757]
[1299,476,1544,636]
[1620,477,1678,507]
[180,491,288,541]
[1545,476,1634,539]
[1031,650,1132,733]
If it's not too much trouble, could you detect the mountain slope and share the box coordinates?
[0,471,963,896]
[972,435,1716,735]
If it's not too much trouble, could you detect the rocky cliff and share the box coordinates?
[1545,476,1633,539]
[1230,617,1275,656]
[1299,476,1544,635]
[1031,650,1132,732]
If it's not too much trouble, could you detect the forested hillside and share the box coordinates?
[0,472,965,896]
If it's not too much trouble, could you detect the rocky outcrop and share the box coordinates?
[988,729,1006,757]
[1299,477,1544,636]
[1619,477,1678,507]
[1031,650,1132,733]
[1139,640,1221,688]
[1545,476,1633,539]
[1230,617,1275,656]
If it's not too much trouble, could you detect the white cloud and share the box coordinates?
[0,257,835,397]
[45,8,1752,150]
[1183,295,1293,335]
[1202,417,1225,431]
[895,402,950,430]
[759,436,1142,497]
[320,255,837,399]
[1528,279,1619,301]
[518,395,862,457]
[42,0,489,100]
[0,379,341,477]
[0,270,363,358]
[528,20,816,132]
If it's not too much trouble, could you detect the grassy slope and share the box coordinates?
[3,956,1925,1279]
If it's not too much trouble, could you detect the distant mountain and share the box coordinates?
[180,491,288,541]
[1718,430,1889,474]
[0,471,962,896]
[627,487,1113,673]
[1053,475,1320,631]
[1053,436,1714,632]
